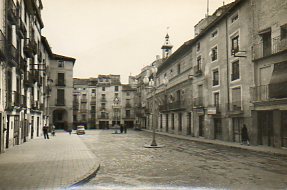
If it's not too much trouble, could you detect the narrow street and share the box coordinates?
[80,130,287,190]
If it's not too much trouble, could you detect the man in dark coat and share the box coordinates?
[241,124,249,145]
[43,126,49,139]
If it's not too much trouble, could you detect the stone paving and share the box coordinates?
[80,130,287,190]
[0,131,99,190]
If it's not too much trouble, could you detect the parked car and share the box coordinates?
[76,125,85,135]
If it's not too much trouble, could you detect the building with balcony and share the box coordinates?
[134,0,286,149]
[250,0,287,148]
[73,75,137,129]
[49,54,75,130]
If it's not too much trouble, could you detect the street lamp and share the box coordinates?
[143,66,164,148]
[113,97,121,134]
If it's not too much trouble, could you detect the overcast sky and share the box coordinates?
[41,0,234,83]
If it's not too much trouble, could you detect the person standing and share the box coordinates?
[241,124,249,145]
[43,126,49,139]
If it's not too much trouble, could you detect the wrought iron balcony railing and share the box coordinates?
[253,36,287,60]
[193,97,204,107]
[250,82,287,102]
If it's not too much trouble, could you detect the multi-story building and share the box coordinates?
[136,0,287,149]
[73,75,136,129]
[48,54,75,131]
[250,0,287,148]
[0,0,75,153]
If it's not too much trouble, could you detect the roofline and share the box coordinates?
[52,53,76,64]
[41,36,52,56]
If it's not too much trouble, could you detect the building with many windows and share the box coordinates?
[73,75,136,129]
[135,0,287,149]
[0,0,75,153]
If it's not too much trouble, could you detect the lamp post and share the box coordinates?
[113,97,120,134]
[143,66,164,148]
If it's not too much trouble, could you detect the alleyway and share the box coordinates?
[81,130,287,190]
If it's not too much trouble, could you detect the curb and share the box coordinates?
[67,163,101,189]
[142,130,287,157]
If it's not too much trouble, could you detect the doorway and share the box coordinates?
[258,111,273,146]
[233,117,243,143]
[199,115,204,137]
[187,113,191,135]
[282,111,287,147]
[214,118,222,140]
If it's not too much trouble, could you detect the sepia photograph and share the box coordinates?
[0,0,286,189]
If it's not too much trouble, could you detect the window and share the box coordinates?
[57,73,65,86]
[211,46,218,61]
[231,13,238,23]
[177,64,181,74]
[281,24,287,40]
[211,30,218,38]
[92,89,96,93]
[82,114,86,120]
[195,56,202,73]
[57,89,65,105]
[261,31,271,57]
[214,92,220,107]
[102,87,105,91]
[213,69,219,86]
[231,87,241,110]
[101,103,106,107]
[231,61,240,81]
[196,42,200,52]
[126,110,130,117]
[231,35,239,54]
[58,61,64,68]
[115,86,119,92]
[178,113,182,131]
[91,106,96,111]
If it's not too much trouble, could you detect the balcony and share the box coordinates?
[100,107,106,111]
[99,115,109,119]
[194,66,203,77]
[17,18,27,38]
[250,82,287,104]
[0,30,6,60]
[80,109,87,113]
[123,114,135,119]
[207,104,220,115]
[21,95,27,108]
[253,36,287,60]
[7,43,19,66]
[100,97,107,102]
[56,100,65,106]
[7,0,17,24]
[90,109,96,113]
[24,39,37,58]
[81,98,87,103]
[56,80,65,87]
[24,71,34,87]
[90,100,96,105]
[126,103,132,108]
[159,100,186,112]
[231,73,240,81]
[13,91,21,107]
[193,97,204,107]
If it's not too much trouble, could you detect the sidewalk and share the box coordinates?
[143,129,287,157]
[0,131,100,190]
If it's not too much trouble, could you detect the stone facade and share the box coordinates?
[73,75,136,129]
[0,0,75,153]
[135,0,287,148]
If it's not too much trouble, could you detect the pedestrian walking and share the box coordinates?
[51,125,56,136]
[120,124,123,133]
[241,124,249,145]
[43,126,49,139]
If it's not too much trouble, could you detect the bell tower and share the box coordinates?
[161,33,173,59]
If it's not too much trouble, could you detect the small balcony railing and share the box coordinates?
[7,0,17,24]
[253,36,287,60]
[7,43,18,66]
[80,109,87,113]
[194,66,203,76]
[24,39,37,58]
[193,97,204,107]
[13,91,21,107]
[90,101,96,105]
[123,114,135,119]
[0,30,6,60]
[56,100,65,106]
[100,98,107,102]
[99,115,109,119]
[250,82,287,102]
[159,100,186,111]
[229,101,242,111]
[81,98,87,103]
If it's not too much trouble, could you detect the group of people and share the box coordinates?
[42,125,56,139]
